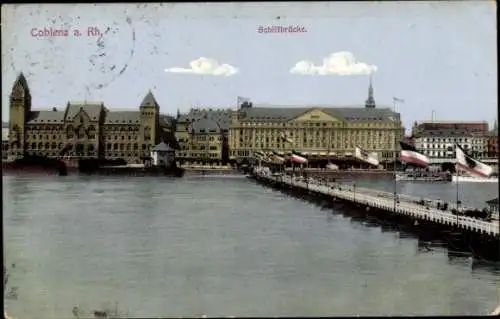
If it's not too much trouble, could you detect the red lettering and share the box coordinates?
[30,27,69,37]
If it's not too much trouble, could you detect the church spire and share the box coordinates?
[365,73,376,108]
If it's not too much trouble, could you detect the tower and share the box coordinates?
[365,73,376,109]
[139,90,160,151]
[9,72,32,157]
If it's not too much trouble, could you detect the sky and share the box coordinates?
[1,2,497,132]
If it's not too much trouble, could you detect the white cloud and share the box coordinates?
[290,51,377,76]
[164,57,239,76]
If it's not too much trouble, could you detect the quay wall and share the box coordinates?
[250,169,499,261]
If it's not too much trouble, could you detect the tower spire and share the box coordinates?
[365,73,376,108]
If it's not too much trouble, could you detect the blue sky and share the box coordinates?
[1,2,497,131]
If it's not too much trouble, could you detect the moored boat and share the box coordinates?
[451,175,499,183]
[396,172,452,182]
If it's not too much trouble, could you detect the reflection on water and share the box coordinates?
[3,175,500,318]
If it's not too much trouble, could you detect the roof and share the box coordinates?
[238,106,399,123]
[152,141,173,152]
[486,198,499,205]
[65,102,103,121]
[179,109,231,131]
[190,117,221,134]
[140,91,159,108]
[27,110,66,124]
[415,129,482,138]
[104,111,141,124]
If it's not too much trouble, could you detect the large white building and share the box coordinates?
[413,129,488,159]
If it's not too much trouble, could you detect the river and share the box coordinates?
[3,174,499,318]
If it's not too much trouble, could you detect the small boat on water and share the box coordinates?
[396,172,452,182]
[451,175,499,183]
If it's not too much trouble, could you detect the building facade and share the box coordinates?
[413,129,487,158]
[228,81,403,163]
[228,103,404,162]
[487,122,498,159]
[7,72,173,163]
[412,120,495,159]
[175,109,231,165]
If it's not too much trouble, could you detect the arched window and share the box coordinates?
[51,142,57,149]
[133,143,138,150]
[88,144,95,152]
[38,142,43,149]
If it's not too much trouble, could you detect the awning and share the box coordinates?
[319,152,327,156]
[302,152,309,156]
[344,152,353,156]
[310,152,319,156]
[328,152,336,156]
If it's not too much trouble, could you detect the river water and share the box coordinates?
[3,174,500,318]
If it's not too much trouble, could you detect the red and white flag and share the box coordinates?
[399,141,429,168]
[455,145,493,178]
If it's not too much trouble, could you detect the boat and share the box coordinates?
[3,155,68,175]
[452,175,499,183]
[396,172,451,182]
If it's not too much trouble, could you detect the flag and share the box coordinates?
[290,150,308,164]
[254,150,266,161]
[455,144,493,178]
[399,141,429,168]
[270,154,285,164]
[354,146,379,167]
[393,97,405,103]
[272,150,286,162]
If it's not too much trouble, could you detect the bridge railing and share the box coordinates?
[259,171,499,236]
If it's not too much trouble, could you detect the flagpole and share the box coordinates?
[455,145,460,225]
[392,97,399,212]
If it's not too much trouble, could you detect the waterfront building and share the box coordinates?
[150,141,176,168]
[6,72,175,163]
[413,129,488,159]
[228,82,404,163]
[487,121,498,159]
[175,108,230,165]
[412,120,494,159]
